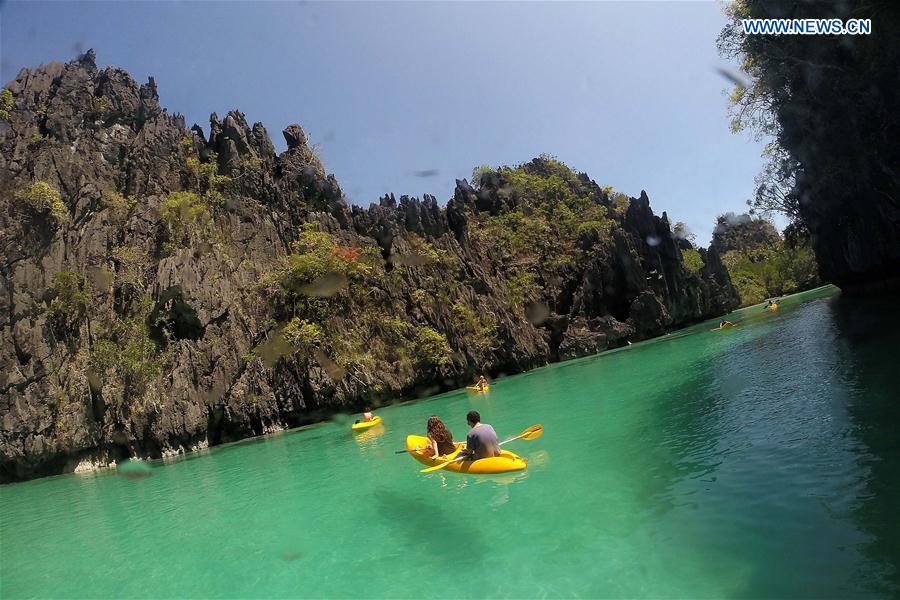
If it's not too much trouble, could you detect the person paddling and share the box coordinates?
[473,375,488,391]
[461,410,500,460]
[719,320,733,328]
[355,407,375,425]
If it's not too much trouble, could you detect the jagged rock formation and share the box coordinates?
[0,52,739,482]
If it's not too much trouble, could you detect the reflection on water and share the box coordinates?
[352,423,386,445]
[830,296,900,596]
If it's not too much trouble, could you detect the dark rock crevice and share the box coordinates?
[148,287,204,345]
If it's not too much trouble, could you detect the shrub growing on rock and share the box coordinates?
[45,270,93,336]
[505,272,537,312]
[0,88,12,120]
[101,190,136,216]
[269,224,380,297]
[90,296,167,398]
[609,191,631,217]
[183,143,230,195]
[681,248,704,275]
[392,233,454,268]
[413,326,451,366]
[283,317,324,350]
[111,245,150,299]
[160,191,220,250]
[451,300,497,353]
[16,181,68,224]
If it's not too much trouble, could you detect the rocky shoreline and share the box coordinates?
[0,52,739,482]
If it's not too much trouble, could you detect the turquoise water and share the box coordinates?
[2,285,898,598]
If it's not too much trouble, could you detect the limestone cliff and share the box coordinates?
[0,52,738,481]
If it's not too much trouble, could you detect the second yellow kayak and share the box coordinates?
[405,435,526,474]
[351,416,381,431]
[466,385,490,392]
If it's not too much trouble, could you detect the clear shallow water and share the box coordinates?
[2,285,898,599]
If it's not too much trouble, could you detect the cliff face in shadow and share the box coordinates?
[0,53,738,482]
[719,0,900,294]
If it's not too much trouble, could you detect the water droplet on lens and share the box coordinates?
[86,369,102,392]
[257,333,293,368]
[300,272,348,297]
[280,551,303,562]
[118,459,152,480]
[313,349,346,380]
[526,302,550,325]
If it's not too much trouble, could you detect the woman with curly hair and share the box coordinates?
[424,415,456,458]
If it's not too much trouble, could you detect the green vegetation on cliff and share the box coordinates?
[282,317,324,350]
[472,156,615,270]
[45,270,93,337]
[16,181,68,224]
[90,296,169,399]
[450,300,497,353]
[412,327,452,367]
[262,224,454,375]
[680,248,704,275]
[161,146,234,251]
[161,191,220,250]
[0,88,13,120]
[273,223,381,294]
[712,213,819,306]
[101,190,136,219]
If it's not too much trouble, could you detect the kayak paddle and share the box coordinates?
[394,443,461,455]
[419,424,543,473]
[393,438,481,454]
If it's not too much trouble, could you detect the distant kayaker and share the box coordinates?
[354,408,374,425]
[473,375,488,391]
[462,410,501,460]
[719,320,733,328]
[423,416,455,458]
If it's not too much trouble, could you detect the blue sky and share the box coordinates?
[1,1,773,244]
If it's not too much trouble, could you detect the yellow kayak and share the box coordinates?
[405,435,526,474]
[351,416,381,431]
[466,385,490,392]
